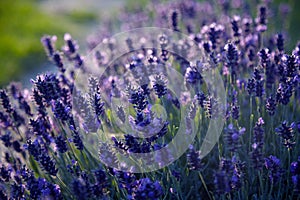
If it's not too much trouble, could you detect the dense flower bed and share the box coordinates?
[0,0,299,199]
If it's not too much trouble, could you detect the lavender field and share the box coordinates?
[0,0,300,199]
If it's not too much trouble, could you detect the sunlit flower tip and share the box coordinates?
[41,35,56,57]
[258,48,270,64]
[185,66,203,85]
[292,41,300,56]
[231,15,241,38]
[256,5,268,32]
[63,33,78,55]
[242,17,252,34]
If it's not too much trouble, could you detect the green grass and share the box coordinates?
[0,0,97,86]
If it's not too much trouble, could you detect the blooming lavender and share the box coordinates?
[187,145,203,171]
[250,118,265,169]
[0,0,299,199]
[291,157,300,194]
[132,178,163,200]
[264,155,283,183]
[275,121,296,149]
[224,124,245,153]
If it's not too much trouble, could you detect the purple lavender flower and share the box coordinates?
[291,157,300,194]
[94,92,105,119]
[231,15,241,40]
[32,89,47,117]
[0,131,12,147]
[153,74,167,98]
[214,158,234,194]
[247,78,256,95]
[231,103,240,120]
[276,83,293,105]
[187,145,203,171]
[243,17,252,35]
[276,34,284,52]
[33,74,62,105]
[0,165,11,182]
[169,9,180,32]
[26,139,42,161]
[53,100,71,122]
[275,121,295,149]
[72,179,89,200]
[10,182,25,199]
[17,93,32,116]
[266,96,277,116]
[0,111,11,129]
[133,178,163,200]
[29,116,51,143]
[214,171,231,194]
[196,91,206,108]
[264,155,283,183]
[71,129,84,151]
[0,90,12,114]
[63,33,78,57]
[286,54,298,78]
[250,118,265,169]
[224,124,245,153]
[26,139,58,175]
[256,5,267,32]
[128,87,148,112]
[52,51,65,73]
[39,152,58,176]
[41,35,56,57]
[224,43,239,81]
[185,66,203,86]
[55,135,68,153]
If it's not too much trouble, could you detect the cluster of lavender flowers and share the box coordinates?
[0,0,299,199]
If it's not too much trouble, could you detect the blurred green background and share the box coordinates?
[0,0,299,87]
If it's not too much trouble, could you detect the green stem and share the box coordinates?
[199,172,213,200]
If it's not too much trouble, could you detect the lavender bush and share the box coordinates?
[0,0,300,199]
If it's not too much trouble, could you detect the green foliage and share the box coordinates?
[0,0,76,86]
